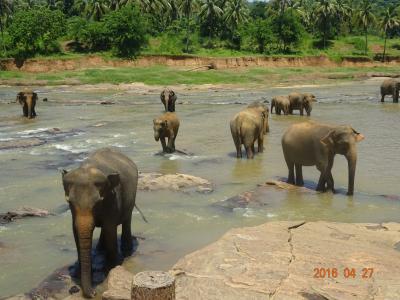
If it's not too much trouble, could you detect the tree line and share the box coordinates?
[0,0,399,59]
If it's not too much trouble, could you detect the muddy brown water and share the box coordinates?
[0,79,400,297]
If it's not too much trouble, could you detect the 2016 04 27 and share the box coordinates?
[313,267,374,279]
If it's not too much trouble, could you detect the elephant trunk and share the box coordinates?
[75,214,95,298]
[346,150,357,196]
[164,96,169,112]
[26,97,33,119]
[154,131,160,141]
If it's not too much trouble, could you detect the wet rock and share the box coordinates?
[42,98,48,102]
[100,101,115,105]
[138,172,213,193]
[102,266,133,300]
[69,286,80,294]
[171,221,400,300]
[0,138,46,150]
[0,207,51,225]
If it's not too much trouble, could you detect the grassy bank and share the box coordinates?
[1,64,399,87]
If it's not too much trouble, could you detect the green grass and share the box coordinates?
[1,64,399,86]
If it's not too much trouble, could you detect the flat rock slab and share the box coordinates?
[0,138,46,150]
[171,221,400,300]
[102,266,133,300]
[138,173,213,193]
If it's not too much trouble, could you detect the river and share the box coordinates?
[0,79,399,297]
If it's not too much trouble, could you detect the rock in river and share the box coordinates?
[171,221,400,299]
[0,138,46,150]
[138,172,213,193]
[0,206,50,225]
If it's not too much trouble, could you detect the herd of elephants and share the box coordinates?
[12,77,400,297]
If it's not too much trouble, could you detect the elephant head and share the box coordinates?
[17,90,37,119]
[153,119,168,141]
[320,126,365,195]
[302,93,315,116]
[161,88,177,112]
[62,168,120,298]
[248,101,269,133]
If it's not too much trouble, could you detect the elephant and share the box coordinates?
[16,90,37,119]
[160,88,177,112]
[281,121,364,195]
[271,96,290,115]
[62,148,138,298]
[153,112,180,153]
[288,92,316,116]
[380,79,400,103]
[230,101,269,159]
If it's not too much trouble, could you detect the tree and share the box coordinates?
[355,0,376,55]
[86,0,108,21]
[380,5,400,61]
[243,18,274,53]
[272,9,304,52]
[179,0,197,52]
[199,0,222,39]
[104,4,148,57]
[224,0,248,34]
[315,0,338,48]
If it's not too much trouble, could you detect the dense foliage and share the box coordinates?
[0,0,399,59]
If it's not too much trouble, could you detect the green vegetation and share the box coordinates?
[0,0,400,60]
[1,64,399,86]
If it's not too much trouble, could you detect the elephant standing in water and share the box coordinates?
[271,96,290,115]
[62,148,138,298]
[380,79,400,103]
[160,88,177,112]
[288,92,316,116]
[153,112,180,153]
[230,101,269,159]
[281,121,364,195]
[16,90,37,118]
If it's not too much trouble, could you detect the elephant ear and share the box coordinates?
[107,173,120,189]
[320,131,334,147]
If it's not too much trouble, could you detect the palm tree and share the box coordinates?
[86,0,108,21]
[335,0,351,35]
[199,0,222,39]
[179,0,197,52]
[381,6,400,62]
[297,0,317,33]
[0,0,13,52]
[224,0,248,32]
[355,0,375,55]
[315,0,338,48]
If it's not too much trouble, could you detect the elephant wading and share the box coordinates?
[380,79,400,103]
[281,122,364,195]
[271,96,290,115]
[160,88,177,112]
[288,92,316,116]
[153,112,180,153]
[230,101,269,159]
[62,148,138,298]
[17,90,38,119]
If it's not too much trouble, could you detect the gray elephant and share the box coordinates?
[288,92,316,116]
[281,121,364,195]
[153,112,180,153]
[16,90,37,119]
[380,79,400,103]
[160,88,177,112]
[271,96,290,115]
[230,101,269,159]
[62,148,138,298]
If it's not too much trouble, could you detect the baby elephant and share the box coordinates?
[288,92,316,116]
[381,78,400,103]
[153,112,180,153]
[230,101,269,159]
[271,96,290,115]
[282,121,364,195]
[160,88,177,112]
[62,148,138,298]
[16,90,38,119]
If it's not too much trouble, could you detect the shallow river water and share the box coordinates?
[0,79,400,297]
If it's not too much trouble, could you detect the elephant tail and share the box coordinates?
[135,204,148,223]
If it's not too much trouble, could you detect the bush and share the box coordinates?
[241,19,274,53]
[104,5,148,58]
[271,11,304,52]
[8,8,66,58]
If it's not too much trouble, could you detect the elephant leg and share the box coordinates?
[300,106,304,116]
[245,145,254,159]
[316,163,329,192]
[160,138,167,153]
[394,91,399,103]
[121,216,133,256]
[32,106,37,117]
[381,94,385,102]
[295,164,304,186]
[103,224,118,270]
[327,172,335,193]
[277,107,281,115]
[251,143,255,155]
[257,135,264,153]
[96,229,105,252]
[22,105,28,117]
[286,161,295,184]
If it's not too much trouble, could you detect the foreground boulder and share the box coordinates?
[102,266,133,300]
[138,173,213,193]
[171,221,400,299]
